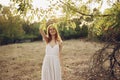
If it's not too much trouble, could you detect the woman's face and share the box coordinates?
[49,27,57,36]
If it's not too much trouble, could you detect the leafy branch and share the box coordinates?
[59,0,114,17]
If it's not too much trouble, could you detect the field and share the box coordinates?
[0,39,104,80]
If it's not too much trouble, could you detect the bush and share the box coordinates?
[58,22,88,40]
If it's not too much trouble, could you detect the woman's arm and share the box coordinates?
[39,26,48,43]
[59,42,65,74]
[59,42,62,57]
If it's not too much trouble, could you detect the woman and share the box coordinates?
[39,23,63,80]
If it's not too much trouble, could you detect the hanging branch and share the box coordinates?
[59,0,114,17]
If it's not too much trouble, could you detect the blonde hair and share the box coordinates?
[46,24,62,43]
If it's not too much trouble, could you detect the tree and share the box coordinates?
[0,6,24,44]
[59,0,120,80]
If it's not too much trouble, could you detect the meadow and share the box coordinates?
[0,39,104,80]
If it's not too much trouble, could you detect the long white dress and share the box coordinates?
[41,43,62,80]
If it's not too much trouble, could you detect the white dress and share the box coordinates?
[41,43,62,80]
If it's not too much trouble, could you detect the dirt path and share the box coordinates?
[0,39,104,80]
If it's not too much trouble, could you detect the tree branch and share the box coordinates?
[59,0,114,17]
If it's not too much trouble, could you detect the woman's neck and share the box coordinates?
[51,36,55,40]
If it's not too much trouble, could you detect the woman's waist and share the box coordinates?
[45,54,59,57]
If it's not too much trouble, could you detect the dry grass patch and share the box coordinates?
[0,39,104,80]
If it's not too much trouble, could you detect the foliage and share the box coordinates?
[0,6,42,45]
[1,0,120,43]
[10,0,32,15]
[59,1,120,80]
[57,19,88,39]
[22,22,41,40]
[0,6,25,44]
[91,2,120,41]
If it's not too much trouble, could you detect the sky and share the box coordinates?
[32,0,50,10]
[0,0,10,6]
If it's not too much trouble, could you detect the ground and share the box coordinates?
[0,39,104,80]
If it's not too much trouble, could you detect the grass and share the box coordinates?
[0,39,104,80]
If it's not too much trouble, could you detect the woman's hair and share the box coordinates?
[46,24,62,43]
